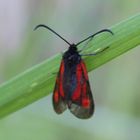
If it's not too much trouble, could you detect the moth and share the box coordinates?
[34,24,113,119]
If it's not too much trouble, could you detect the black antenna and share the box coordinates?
[34,24,72,46]
[76,29,113,46]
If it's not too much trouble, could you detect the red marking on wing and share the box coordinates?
[81,61,88,80]
[54,89,59,103]
[59,61,65,97]
[71,60,93,108]
[70,60,94,118]
[82,98,90,108]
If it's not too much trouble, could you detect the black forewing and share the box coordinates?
[52,61,67,114]
[69,60,94,119]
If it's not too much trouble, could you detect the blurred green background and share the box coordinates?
[0,0,140,140]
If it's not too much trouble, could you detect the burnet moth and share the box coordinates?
[34,24,113,119]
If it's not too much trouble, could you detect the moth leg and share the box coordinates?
[81,46,109,56]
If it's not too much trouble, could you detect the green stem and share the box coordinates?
[0,14,140,119]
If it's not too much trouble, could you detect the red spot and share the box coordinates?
[81,61,88,80]
[59,81,64,97]
[82,82,87,96]
[72,84,81,100]
[54,91,59,103]
[82,98,90,108]
[60,61,64,75]
[76,64,82,81]
[59,61,65,97]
